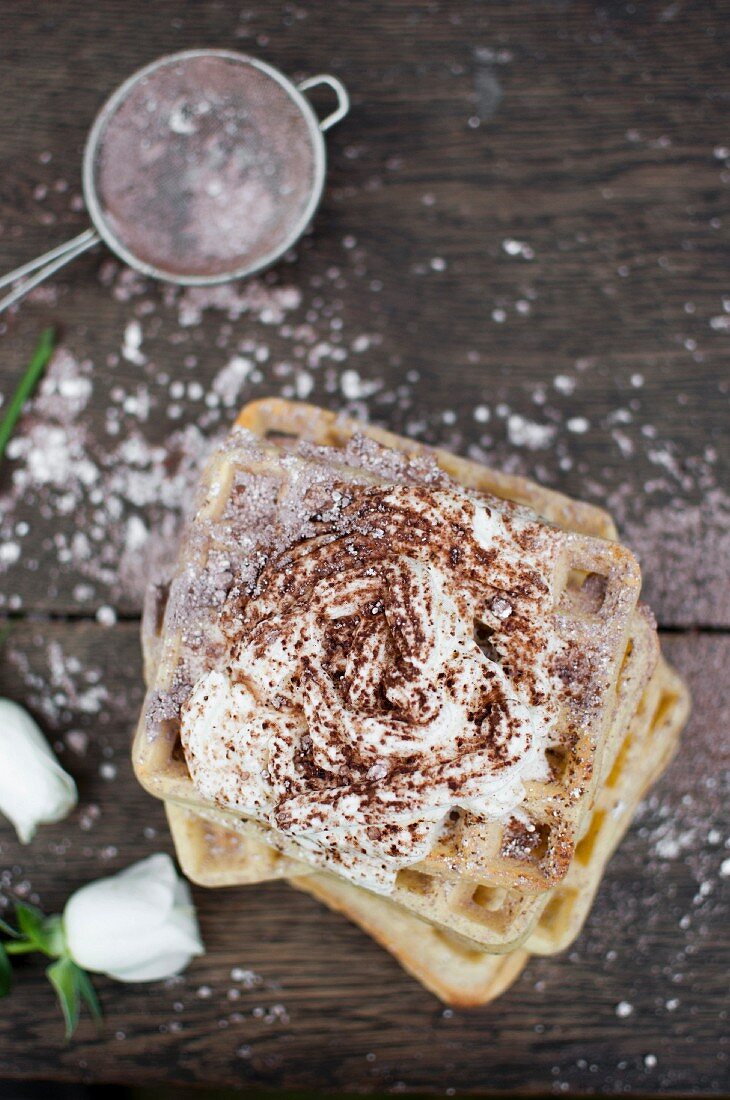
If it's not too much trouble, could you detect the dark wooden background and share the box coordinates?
[0,1,727,1094]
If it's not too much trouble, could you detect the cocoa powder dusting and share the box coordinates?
[139,426,638,890]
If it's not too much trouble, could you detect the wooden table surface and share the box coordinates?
[0,1,727,1093]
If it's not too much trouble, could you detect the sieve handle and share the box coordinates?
[298,75,350,132]
[0,228,101,315]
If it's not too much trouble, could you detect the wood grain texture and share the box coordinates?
[0,624,726,1094]
[0,0,727,624]
[0,0,727,1093]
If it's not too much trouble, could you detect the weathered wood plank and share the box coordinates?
[0,0,727,625]
[0,1,727,1092]
[0,622,725,1093]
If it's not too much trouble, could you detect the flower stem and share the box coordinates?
[4,941,37,955]
[0,327,55,465]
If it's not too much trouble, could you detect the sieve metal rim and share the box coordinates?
[81,49,337,287]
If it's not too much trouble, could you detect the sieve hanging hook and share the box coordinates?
[0,51,349,316]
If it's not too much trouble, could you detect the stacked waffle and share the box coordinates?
[133,399,689,1007]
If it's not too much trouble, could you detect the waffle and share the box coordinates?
[235,401,648,901]
[164,653,687,1004]
[134,398,689,1004]
[133,399,653,956]
[290,875,531,1008]
[147,585,655,928]
[134,400,643,914]
[148,576,662,948]
[151,603,661,952]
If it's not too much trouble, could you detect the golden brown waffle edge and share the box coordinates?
[133,398,688,957]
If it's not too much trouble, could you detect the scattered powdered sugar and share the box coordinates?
[212,355,258,406]
[0,345,214,609]
[502,238,535,260]
[8,638,109,726]
[65,729,89,755]
[340,368,382,400]
[455,375,729,627]
[0,246,726,624]
[651,823,697,861]
[6,333,723,624]
[1,207,725,632]
[0,542,20,565]
[553,374,575,396]
[603,483,730,627]
[0,261,391,610]
[506,414,556,450]
[175,282,301,328]
[122,319,145,365]
[230,967,263,988]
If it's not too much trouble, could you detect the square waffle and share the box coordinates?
[133,399,645,947]
[157,601,659,952]
[164,653,687,1004]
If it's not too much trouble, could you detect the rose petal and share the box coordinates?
[64,854,204,980]
[0,699,77,843]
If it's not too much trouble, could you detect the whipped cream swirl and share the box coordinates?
[181,484,563,891]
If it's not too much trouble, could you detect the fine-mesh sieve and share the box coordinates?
[0,50,349,314]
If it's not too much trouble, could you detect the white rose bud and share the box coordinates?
[0,698,78,843]
[64,853,204,982]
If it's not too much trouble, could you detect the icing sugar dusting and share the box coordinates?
[0,262,385,611]
[0,200,726,633]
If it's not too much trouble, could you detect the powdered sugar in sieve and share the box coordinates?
[0,51,348,312]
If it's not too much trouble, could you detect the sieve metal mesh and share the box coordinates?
[87,53,320,281]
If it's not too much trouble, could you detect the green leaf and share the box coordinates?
[0,914,19,939]
[15,901,45,934]
[14,902,45,945]
[13,903,63,957]
[4,901,65,959]
[46,958,80,1040]
[74,965,102,1026]
[0,327,55,466]
[0,943,11,997]
[46,959,102,1039]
